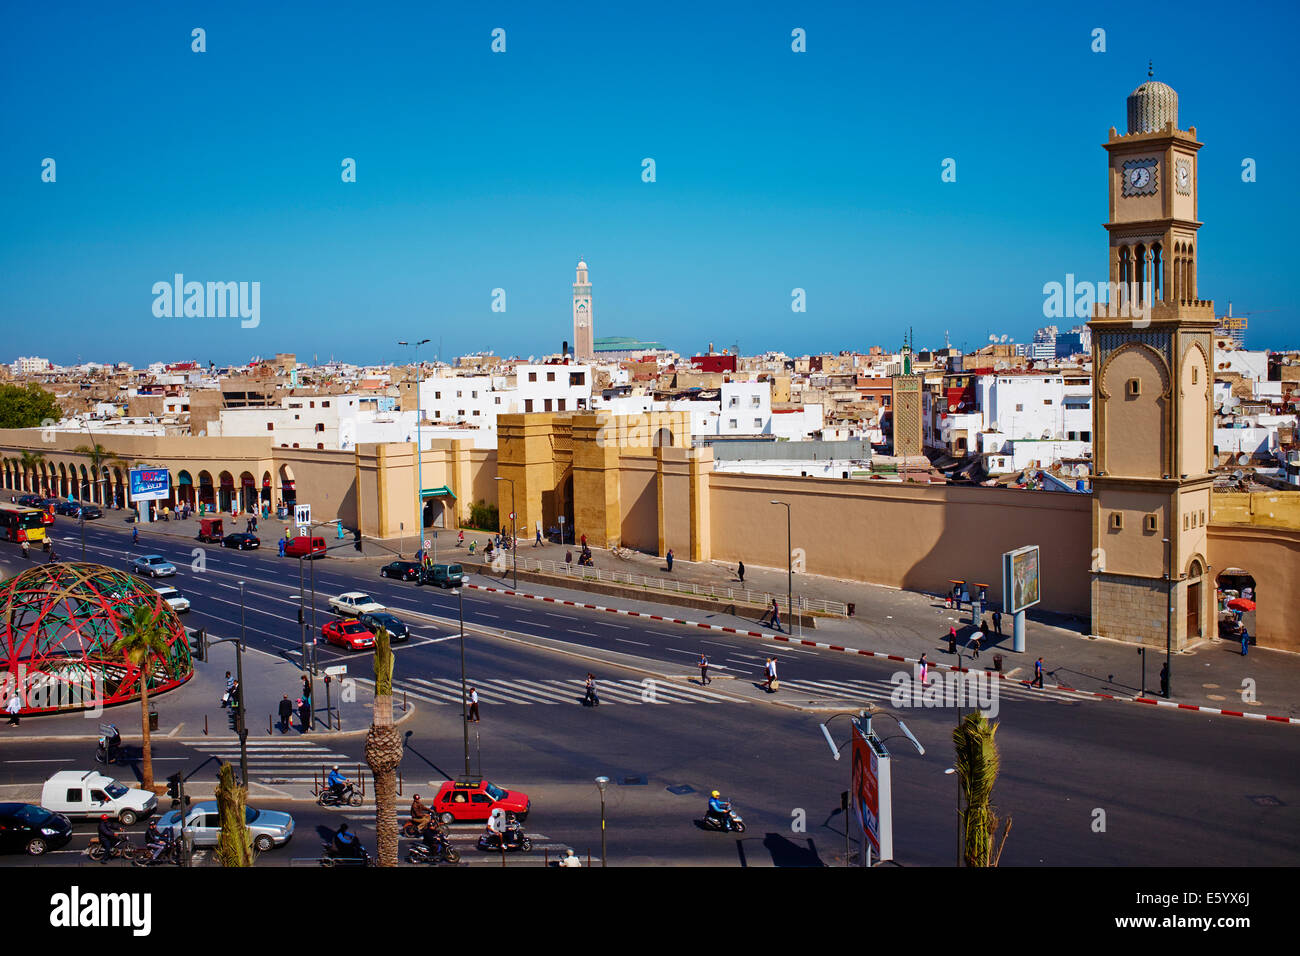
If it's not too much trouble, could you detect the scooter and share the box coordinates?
[320,840,373,866]
[477,825,532,852]
[317,783,363,807]
[701,803,746,833]
[407,830,462,864]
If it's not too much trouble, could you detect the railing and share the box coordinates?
[479,552,849,616]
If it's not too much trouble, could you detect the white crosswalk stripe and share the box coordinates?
[192,740,361,785]
[377,676,736,707]
[777,677,1088,705]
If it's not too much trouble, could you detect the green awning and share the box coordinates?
[421,485,456,500]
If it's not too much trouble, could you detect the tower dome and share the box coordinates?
[1126,72,1178,134]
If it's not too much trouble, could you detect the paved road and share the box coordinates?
[1,519,1298,866]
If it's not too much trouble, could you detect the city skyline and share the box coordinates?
[3,1,1297,364]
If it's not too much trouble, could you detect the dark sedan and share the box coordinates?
[53,500,81,516]
[222,533,260,550]
[78,504,103,519]
[379,560,421,581]
[357,611,411,641]
[16,494,46,508]
[0,803,73,856]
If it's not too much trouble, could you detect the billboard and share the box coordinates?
[850,719,893,864]
[129,467,170,502]
[1002,544,1041,614]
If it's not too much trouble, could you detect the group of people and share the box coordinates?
[219,672,241,711]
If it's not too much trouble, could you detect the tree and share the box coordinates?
[365,627,402,867]
[0,383,62,430]
[108,603,172,791]
[74,442,112,504]
[952,711,1012,867]
[17,449,45,494]
[214,762,253,867]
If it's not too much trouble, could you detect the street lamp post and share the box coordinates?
[1163,537,1173,699]
[770,500,792,627]
[595,776,610,867]
[453,587,470,777]
[494,476,517,589]
[400,339,431,563]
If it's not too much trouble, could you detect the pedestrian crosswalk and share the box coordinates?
[775,676,1089,706]
[380,676,739,707]
[192,738,361,786]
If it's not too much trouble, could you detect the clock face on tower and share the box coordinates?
[1176,157,1192,195]
[1121,157,1159,197]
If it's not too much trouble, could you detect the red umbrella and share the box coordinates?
[1227,598,1256,612]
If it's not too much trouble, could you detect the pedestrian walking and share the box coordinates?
[297,697,311,733]
[580,533,587,550]
[764,657,779,693]
[767,598,783,633]
[277,695,293,734]
[1241,627,1250,656]
[1159,661,1170,698]
[251,514,258,533]
[698,653,710,686]
[948,625,958,654]
[737,560,745,584]
[992,610,1002,635]
[467,687,480,722]
[457,529,464,548]
[666,548,674,572]
[535,523,542,547]
[5,690,20,727]
[132,526,138,546]
[277,536,286,557]
[970,631,982,660]
[221,672,234,708]
[21,540,29,559]
[1032,656,1045,688]
[918,653,929,686]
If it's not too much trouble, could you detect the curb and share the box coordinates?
[465,584,1300,726]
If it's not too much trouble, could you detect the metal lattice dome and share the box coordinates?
[0,563,193,715]
[1127,79,1178,134]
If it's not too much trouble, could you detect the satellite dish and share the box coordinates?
[1238,454,1250,466]
[988,334,997,343]
[1001,335,1009,343]
[1074,463,1088,477]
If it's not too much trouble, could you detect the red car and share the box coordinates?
[285,536,326,558]
[321,618,375,652]
[431,778,531,824]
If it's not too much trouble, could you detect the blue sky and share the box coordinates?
[2,0,1296,366]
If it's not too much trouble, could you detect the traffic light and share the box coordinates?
[167,772,182,805]
[190,629,206,662]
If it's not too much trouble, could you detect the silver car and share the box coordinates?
[131,554,176,578]
[155,801,294,852]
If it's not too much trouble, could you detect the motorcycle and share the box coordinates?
[317,783,363,807]
[320,840,373,867]
[407,831,462,865]
[133,834,183,866]
[477,825,532,853]
[701,803,746,833]
[94,725,123,765]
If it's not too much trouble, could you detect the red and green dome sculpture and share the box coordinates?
[0,563,193,714]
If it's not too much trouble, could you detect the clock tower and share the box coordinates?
[1088,70,1217,652]
[573,259,595,361]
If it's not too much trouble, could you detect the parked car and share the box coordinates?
[16,494,46,508]
[0,803,73,856]
[131,554,176,578]
[284,536,326,558]
[155,801,294,852]
[430,778,530,824]
[322,618,375,651]
[357,611,410,642]
[78,504,103,520]
[380,560,421,581]
[41,770,157,825]
[153,584,190,614]
[421,563,465,589]
[329,591,385,616]
[54,499,82,517]
[196,518,224,543]
[222,532,260,550]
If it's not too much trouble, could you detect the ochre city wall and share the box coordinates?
[704,473,1093,617]
[1206,524,1300,653]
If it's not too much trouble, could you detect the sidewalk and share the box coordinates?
[9,633,386,743]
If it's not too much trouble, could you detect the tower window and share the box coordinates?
[1144,514,1159,533]
[1110,512,1124,531]
[1191,367,1199,385]
[1126,378,1142,397]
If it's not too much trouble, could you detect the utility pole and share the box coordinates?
[454,587,470,777]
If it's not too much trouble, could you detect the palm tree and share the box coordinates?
[952,711,1012,867]
[108,603,172,791]
[74,441,112,504]
[18,449,44,494]
[365,627,402,867]
[214,762,253,867]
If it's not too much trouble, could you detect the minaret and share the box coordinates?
[572,259,594,361]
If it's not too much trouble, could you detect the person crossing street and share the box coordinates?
[698,653,710,686]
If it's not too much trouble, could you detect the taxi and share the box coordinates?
[431,778,530,824]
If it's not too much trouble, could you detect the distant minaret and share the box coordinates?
[572,259,594,361]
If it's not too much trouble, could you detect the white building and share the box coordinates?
[11,357,52,374]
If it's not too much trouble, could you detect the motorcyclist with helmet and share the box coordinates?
[332,822,364,860]
[706,790,732,829]
[97,814,122,858]
[327,765,348,802]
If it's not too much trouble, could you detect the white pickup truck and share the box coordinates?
[328,591,386,616]
[41,770,157,825]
